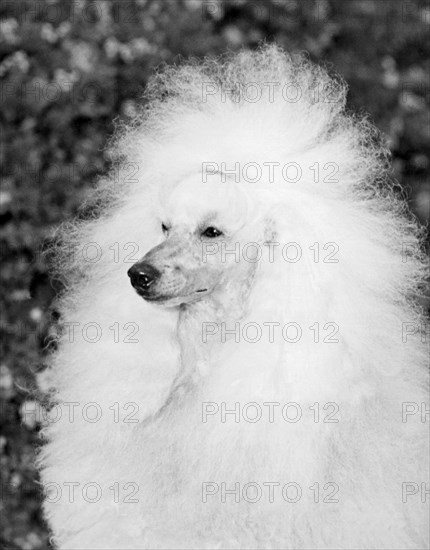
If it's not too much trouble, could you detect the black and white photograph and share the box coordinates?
[1,1,429,549]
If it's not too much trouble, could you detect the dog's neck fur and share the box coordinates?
[173,262,279,398]
[177,277,252,384]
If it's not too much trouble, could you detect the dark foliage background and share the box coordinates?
[0,1,429,548]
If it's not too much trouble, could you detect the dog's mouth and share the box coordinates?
[135,291,166,302]
[135,288,210,306]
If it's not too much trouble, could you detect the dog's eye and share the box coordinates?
[201,226,223,238]
[161,223,170,234]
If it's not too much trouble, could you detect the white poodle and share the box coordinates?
[38,45,429,549]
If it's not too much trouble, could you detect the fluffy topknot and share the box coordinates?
[111,44,387,198]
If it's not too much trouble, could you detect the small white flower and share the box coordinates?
[20,400,45,429]
[0,18,20,45]
[0,365,13,391]
[0,191,12,207]
[40,22,58,43]
[29,307,43,322]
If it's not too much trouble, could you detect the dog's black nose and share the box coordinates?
[128,263,160,292]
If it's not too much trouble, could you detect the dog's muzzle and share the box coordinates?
[128,262,160,295]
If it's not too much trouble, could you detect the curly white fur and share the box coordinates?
[38,45,429,549]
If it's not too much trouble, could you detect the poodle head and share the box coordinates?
[128,174,266,308]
